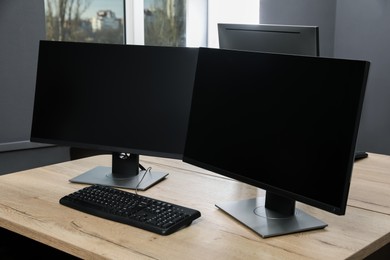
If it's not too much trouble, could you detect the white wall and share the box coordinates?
[208,0,260,48]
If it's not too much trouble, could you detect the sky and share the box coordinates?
[82,0,125,19]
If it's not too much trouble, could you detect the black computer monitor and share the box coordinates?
[31,40,198,190]
[183,47,370,237]
[218,23,319,56]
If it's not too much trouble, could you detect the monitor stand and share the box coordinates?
[216,192,327,238]
[69,152,168,190]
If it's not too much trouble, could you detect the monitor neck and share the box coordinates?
[112,152,140,178]
[265,191,296,216]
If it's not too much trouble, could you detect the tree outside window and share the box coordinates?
[144,0,186,47]
[44,0,125,44]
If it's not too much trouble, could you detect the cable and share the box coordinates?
[139,163,146,171]
[135,167,152,195]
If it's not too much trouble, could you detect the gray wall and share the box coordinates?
[334,0,390,155]
[260,0,390,155]
[0,0,69,174]
[260,0,337,57]
[0,0,44,144]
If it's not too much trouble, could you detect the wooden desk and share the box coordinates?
[348,153,390,214]
[0,153,389,259]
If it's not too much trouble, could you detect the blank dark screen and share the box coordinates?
[183,47,369,214]
[31,41,198,159]
[218,23,319,56]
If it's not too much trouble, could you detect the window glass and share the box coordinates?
[44,0,125,44]
[144,0,186,47]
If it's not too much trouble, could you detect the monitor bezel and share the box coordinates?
[183,47,370,216]
[218,23,320,56]
[31,40,199,190]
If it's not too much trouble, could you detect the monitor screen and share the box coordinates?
[183,47,370,237]
[31,40,198,190]
[218,23,319,56]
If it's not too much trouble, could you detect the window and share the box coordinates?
[126,0,207,47]
[143,0,187,46]
[44,0,259,47]
[44,0,125,44]
[126,0,259,47]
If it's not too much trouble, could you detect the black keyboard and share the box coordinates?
[59,184,201,235]
[355,150,368,160]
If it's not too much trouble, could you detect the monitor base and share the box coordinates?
[216,197,327,238]
[69,166,168,191]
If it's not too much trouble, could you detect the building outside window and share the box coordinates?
[44,0,125,44]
